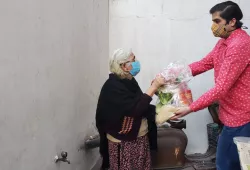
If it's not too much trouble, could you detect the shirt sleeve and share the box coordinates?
[190,44,250,112]
[189,52,214,76]
[189,40,223,76]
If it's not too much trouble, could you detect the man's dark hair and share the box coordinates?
[210,1,243,28]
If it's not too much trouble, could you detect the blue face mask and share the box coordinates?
[130,61,141,76]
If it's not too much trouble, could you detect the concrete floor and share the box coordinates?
[91,158,196,170]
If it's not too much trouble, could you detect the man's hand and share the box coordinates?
[171,106,192,120]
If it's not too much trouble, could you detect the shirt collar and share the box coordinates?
[222,28,244,46]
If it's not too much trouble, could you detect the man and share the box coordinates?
[172,1,250,170]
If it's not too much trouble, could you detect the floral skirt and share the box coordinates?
[108,135,151,170]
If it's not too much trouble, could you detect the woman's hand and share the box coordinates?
[151,75,166,89]
[146,75,166,97]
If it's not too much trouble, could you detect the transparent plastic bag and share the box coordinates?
[155,61,193,124]
[158,61,193,89]
[156,82,193,109]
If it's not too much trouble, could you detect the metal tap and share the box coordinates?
[54,151,70,164]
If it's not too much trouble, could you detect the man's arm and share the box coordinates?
[189,40,223,76]
[190,44,250,112]
[189,52,214,76]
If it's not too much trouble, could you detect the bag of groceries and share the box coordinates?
[155,61,193,125]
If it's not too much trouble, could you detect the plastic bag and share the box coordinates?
[156,82,193,110]
[155,61,193,124]
[155,105,178,125]
[158,61,193,89]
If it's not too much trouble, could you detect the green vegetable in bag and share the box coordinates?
[158,91,173,105]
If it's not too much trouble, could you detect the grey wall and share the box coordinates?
[0,0,109,170]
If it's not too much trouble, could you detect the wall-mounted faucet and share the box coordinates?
[54,151,70,164]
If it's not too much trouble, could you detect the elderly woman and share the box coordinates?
[95,48,165,170]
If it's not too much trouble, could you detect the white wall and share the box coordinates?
[109,0,250,154]
[0,0,108,170]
